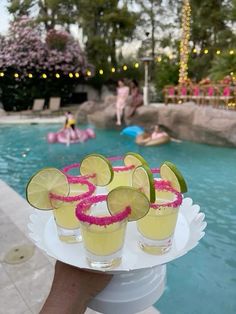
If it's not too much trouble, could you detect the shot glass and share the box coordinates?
[137,181,183,255]
[76,195,130,269]
[107,165,134,191]
[50,177,95,243]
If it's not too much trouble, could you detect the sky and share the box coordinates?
[0,0,140,56]
[0,0,11,35]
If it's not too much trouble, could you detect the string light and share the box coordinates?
[111,67,116,73]
[87,70,91,76]
[75,72,80,78]
[14,73,19,78]
[99,69,104,75]
[157,57,162,62]
[229,50,234,55]
[123,65,128,71]
[0,72,4,77]
[55,73,60,78]
[69,73,73,78]
[28,73,33,78]
[230,72,234,76]
[193,48,197,53]
[216,50,221,55]
[204,49,208,54]
[42,73,47,79]
[179,0,191,84]
[134,62,139,68]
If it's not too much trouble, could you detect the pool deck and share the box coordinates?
[0,179,160,314]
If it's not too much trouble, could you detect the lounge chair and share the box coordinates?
[20,99,45,116]
[41,97,62,116]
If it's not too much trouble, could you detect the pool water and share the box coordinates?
[0,124,236,314]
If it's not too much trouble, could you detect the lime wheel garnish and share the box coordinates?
[26,168,69,210]
[123,152,148,168]
[107,186,150,221]
[80,153,114,186]
[132,165,156,202]
[160,161,187,193]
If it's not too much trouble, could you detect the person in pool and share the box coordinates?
[63,111,77,146]
[64,111,76,130]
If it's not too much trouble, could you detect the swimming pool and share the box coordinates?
[0,124,236,314]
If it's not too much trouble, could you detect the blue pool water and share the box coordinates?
[0,124,236,314]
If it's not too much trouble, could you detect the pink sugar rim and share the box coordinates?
[50,178,96,202]
[151,167,160,174]
[151,180,183,209]
[76,195,131,226]
[113,165,134,172]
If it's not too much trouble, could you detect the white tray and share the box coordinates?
[28,197,206,272]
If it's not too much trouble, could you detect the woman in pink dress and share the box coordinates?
[115,79,130,125]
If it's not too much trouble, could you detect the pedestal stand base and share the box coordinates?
[88,265,166,314]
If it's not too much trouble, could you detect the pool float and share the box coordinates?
[136,132,170,146]
[47,128,95,144]
[120,125,144,137]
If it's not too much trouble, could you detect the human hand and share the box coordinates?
[40,261,112,314]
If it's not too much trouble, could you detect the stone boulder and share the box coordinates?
[75,96,117,125]
[125,102,236,147]
[75,99,236,147]
[88,96,117,129]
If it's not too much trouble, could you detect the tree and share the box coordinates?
[135,0,178,59]
[75,0,138,67]
[7,0,34,17]
[0,16,88,111]
[209,53,236,81]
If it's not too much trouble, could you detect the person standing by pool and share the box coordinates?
[125,79,143,118]
[115,79,130,125]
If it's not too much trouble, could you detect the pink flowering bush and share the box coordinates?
[0,17,88,111]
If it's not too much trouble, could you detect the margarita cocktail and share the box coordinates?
[76,195,130,269]
[50,178,95,243]
[137,180,183,254]
[106,166,133,191]
[26,168,95,243]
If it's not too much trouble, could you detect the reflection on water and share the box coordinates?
[0,124,236,314]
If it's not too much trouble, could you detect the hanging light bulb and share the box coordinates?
[55,73,60,78]
[99,69,104,75]
[75,72,80,78]
[42,73,47,79]
[216,50,221,55]
[87,70,92,76]
[123,65,128,71]
[111,67,116,73]
[14,73,19,78]
[69,73,74,78]
[28,73,33,78]
[134,62,139,68]
[0,72,4,77]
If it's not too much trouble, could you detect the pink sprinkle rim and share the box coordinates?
[50,177,96,202]
[76,195,131,226]
[61,156,161,182]
[151,180,183,209]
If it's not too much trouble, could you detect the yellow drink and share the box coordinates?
[76,197,129,269]
[107,168,132,191]
[80,220,126,256]
[53,183,91,243]
[137,190,180,255]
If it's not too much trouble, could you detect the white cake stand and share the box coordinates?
[28,197,206,314]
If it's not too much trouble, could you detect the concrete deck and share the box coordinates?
[0,180,160,314]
